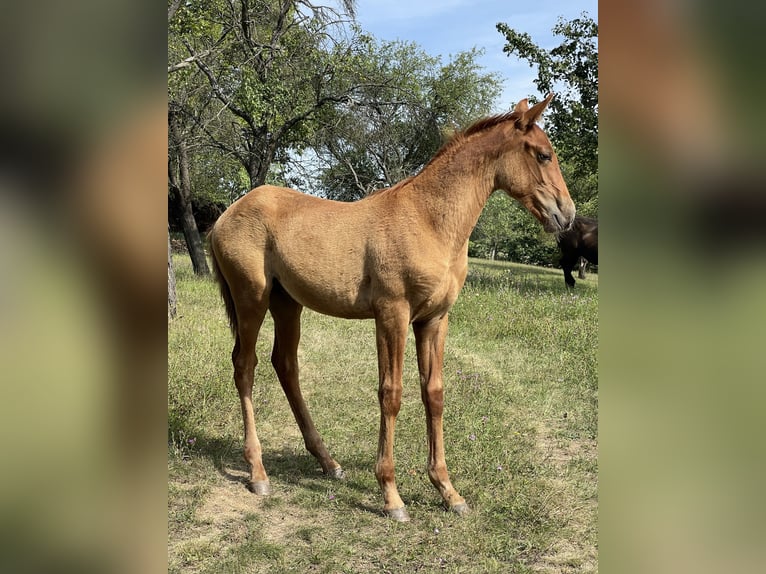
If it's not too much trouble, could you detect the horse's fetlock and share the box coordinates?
[375,461,395,484]
[428,463,448,481]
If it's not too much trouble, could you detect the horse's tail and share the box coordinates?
[208,227,238,337]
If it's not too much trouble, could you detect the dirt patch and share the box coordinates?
[170,465,322,570]
[195,468,259,526]
[168,468,260,573]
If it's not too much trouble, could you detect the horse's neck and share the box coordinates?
[412,146,496,252]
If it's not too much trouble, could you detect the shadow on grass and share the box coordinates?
[169,414,388,516]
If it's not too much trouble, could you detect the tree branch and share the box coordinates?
[168,0,183,22]
[184,40,254,128]
[168,51,212,74]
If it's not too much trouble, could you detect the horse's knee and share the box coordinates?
[422,383,444,417]
[378,383,402,416]
[233,352,257,374]
[232,335,258,367]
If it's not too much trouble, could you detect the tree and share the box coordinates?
[306,40,501,201]
[170,0,363,190]
[168,104,211,275]
[168,1,212,275]
[497,13,598,198]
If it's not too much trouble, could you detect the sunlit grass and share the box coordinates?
[169,254,597,573]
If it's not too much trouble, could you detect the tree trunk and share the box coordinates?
[169,110,209,275]
[247,151,272,189]
[168,230,178,319]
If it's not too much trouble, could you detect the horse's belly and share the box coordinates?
[276,273,374,320]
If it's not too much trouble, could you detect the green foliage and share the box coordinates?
[470,192,516,260]
[497,13,598,199]
[470,193,559,266]
[489,13,598,264]
[561,160,598,218]
[308,37,502,201]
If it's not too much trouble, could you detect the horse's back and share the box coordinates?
[213,185,347,252]
[211,185,377,317]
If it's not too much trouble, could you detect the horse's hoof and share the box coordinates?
[247,480,271,496]
[448,502,470,516]
[384,507,411,522]
[327,467,346,480]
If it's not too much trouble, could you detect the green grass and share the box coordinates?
[169,255,597,573]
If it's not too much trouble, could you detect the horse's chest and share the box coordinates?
[408,269,463,320]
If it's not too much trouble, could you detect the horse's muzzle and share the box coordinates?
[546,210,575,233]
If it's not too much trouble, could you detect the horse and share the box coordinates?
[208,94,575,522]
[556,215,598,288]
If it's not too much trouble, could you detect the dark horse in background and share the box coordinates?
[557,215,598,288]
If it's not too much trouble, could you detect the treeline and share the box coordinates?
[168,1,597,271]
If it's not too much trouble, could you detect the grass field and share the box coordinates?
[168,255,598,573]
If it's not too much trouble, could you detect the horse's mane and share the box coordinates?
[366,176,414,197]
[424,110,522,169]
[364,111,521,199]
[461,110,521,138]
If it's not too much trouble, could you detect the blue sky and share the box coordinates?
[354,0,598,112]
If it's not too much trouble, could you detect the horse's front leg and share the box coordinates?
[374,304,410,521]
[413,314,468,515]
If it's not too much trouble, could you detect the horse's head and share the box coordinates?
[495,94,576,233]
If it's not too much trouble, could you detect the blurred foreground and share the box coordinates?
[0,1,166,572]
[0,0,764,572]
[600,0,766,573]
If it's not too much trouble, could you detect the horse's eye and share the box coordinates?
[537,151,552,163]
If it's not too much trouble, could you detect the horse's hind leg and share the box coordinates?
[232,298,271,494]
[560,256,577,288]
[577,256,587,279]
[269,285,344,479]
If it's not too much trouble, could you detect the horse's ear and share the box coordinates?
[513,99,529,113]
[515,93,554,131]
